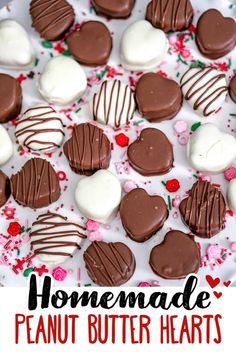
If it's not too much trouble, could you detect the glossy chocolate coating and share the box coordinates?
[196,9,236,59]
[120,188,168,242]
[146,0,193,32]
[229,74,236,103]
[30,0,75,41]
[91,0,135,18]
[128,128,174,176]
[63,123,111,175]
[0,74,22,123]
[67,21,112,66]
[179,180,226,238]
[0,170,11,208]
[135,72,182,122]
[10,158,60,209]
[83,241,135,286]
[149,230,200,279]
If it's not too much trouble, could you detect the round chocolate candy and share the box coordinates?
[10,158,61,209]
[83,241,136,286]
[0,73,22,123]
[67,21,112,66]
[63,123,111,175]
[30,0,75,41]
[149,230,200,279]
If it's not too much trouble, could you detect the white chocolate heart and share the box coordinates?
[181,67,228,117]
[0,125,13,166]
[0,20,35,69]
[227,179,236,214]
[38,56,87,105]
[75,169,122,224]
[120,20,168,71]
[187,123,236,173]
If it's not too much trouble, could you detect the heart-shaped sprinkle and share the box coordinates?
[64,123,111,175]
[205,275,221,288]
[120,20,168,71]
[179,180,226,238]
[128,128,174,176]
[0,20,35,69]
[84,241,135,286]
[223,280,231,288]
[120,188,168,242]
[213,291,222,299]
[91,0,135,18]
[149,230,200,279]
[92,80,135,128]
[196,9,236,59]
[146,0,193,32]
[187,123,236,173]
[135,72,182,122]
[0,125,14,166]
[180,67,228,117]
[67,21,112,66]
[30,212,87,265]
[75,169,121,224]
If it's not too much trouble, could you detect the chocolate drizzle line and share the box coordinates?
[93,80,134,128]
[149,0,192,30]
[84,241,133,286]
[31,213,86,257]
[180,67,228,116]
[16,106,64,151]
[30,0,74,38]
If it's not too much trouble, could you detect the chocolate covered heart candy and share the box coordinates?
[149,230,200,279]
[120,188,168,242]
[196,9,236,59]
[146,0,193,32]
[63,123,111,175]
[135,72,182,122]
[91,0,135,19]
[0,171,10,208]
[179,180,226,238]
[67,21,112,66]
[84,241,135,286]
[128,128,173,176]
[180,67,228,117]
[0,74,22,123]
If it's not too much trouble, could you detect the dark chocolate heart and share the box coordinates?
[146,0,193,32]
[91,0,135,18]
[135,72,182,122]
[63,123,111,175]
[149,230,200,279]
[83,241,135,286]
[120,188,168,242]
[67,21,112,66]
[128,128,174,176]
[196,9,236,59]
[179,180,226,238]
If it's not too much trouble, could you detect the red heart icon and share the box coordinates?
[223,280,231,287]
[213,291,222,299]
[205,275,220,288]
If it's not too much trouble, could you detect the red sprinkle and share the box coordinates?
[165,179,180,193]
[7,222,21,237]
[115,133,129,147]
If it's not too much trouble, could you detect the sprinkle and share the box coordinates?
[123,180,137,193]
[167,195,172,210]
[161,181,166,187]
[174,120,188,134]
[84,283,92,287]
[230,242,236,253]
[178,134,188,145]
[191,122,201,132]
[52,266,67,281]
[172,195,181,207]
[201,175,212,182]
[89,231,103,242]
[193,174,198,179]
[86,220,100,232]
[133,120,144,126]
[207,244,222,259]
[23,267,34,277]
[165,179,180,192]
[224,167,236,181]
[138,282,151,287]
[75,108,81,113]
[115,133,129,147]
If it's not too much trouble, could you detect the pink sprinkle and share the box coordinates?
[178,134,188,145]
[89,231,103,242]
[230,242,236,253]
[174,120,188,134]
[123,180,137,193]
[86,220,100,232]
[224,167,236,181]
[138,282,151,287]
[202,175,212,182]
[52,266,67,281]
[172,195,181,207]
[206,244,222,259]
[168,35,177,45]
[151,280,160,287]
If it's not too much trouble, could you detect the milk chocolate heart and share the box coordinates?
[149,230,200,279]
[67,21,112,66]
[84,241,135,286]
[128,128,173,176]
[135,72,182,122]
[120,188,168,242]
[179,180,226,238]
[91,0,135,18]
[196,9,236,59]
